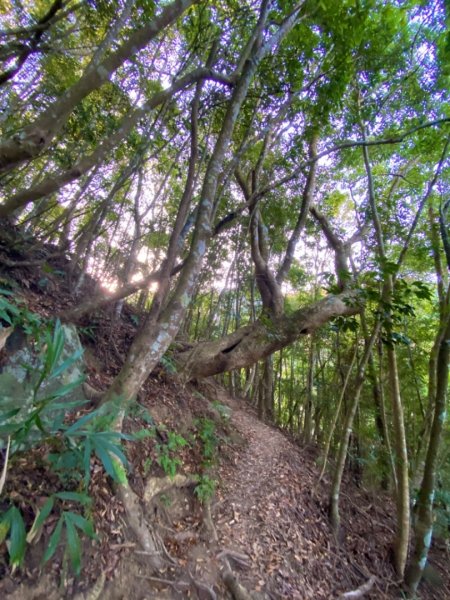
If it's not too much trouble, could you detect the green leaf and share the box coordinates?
[43,516,63,565]
[83,437,92,487]
[92,439,117,480]
[0,510,11,544]
[0,408,21,423]
[67,512,96,539]
[380,260,398,276]
[8,506,26,568]
[64,512,82,575]
[64,405,103,434]
[96,437,127,466]
[44,377,85,401]
[27,497,54,543]
[49,348,84,380]
[0,310,12,325]
[0,288,14,296]
[54,492,92,505]
[49,398,90,411]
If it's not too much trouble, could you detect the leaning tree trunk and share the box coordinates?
[177,291,360,381]
[96,3,306,570]
[319,345,357,481]
[405,199,450,595]
[0,0,197,175]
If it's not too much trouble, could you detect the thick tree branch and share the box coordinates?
[100,0,304,406]
[277,134,318,283]
[0,0,199,172]
[59,261,185,322]
[0,67,228,217]
[176,290,361,380]
[310,206,366,290]
[235,140,284,315]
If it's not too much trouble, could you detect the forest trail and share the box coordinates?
[211,388,383,600]
[0,246,446,600]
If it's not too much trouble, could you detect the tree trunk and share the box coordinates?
[177,291,360,380]
[405,286,450,594]
[100,0,304,409]
[387,340,410,578]
[303,335,315,443]
[329,321,380,534]
[319,345,357,481]
[258,355,274,420]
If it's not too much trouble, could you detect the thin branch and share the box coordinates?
[257,118,450,200]
[396,135,450,269]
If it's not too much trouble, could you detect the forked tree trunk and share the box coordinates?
[100,0,304,407]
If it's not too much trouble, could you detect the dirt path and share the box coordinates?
[212,390,396,600]
[3,383,448,600]
[211,391,450,600]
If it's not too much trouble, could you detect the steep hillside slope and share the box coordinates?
[0,240,449,600]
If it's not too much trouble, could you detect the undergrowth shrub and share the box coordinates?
[0,292,128,575]
[155,429,188,478]
[193,417,220,503]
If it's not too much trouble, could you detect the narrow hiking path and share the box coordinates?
[212,389,395,600]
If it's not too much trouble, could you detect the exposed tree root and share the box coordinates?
[143,473,195,503]
[202,500,218,541]
[73,572,105,600]
[136,574,190,593]
[216,549,251,569]
[338,575,377,599]
[222,569,254,600]
[82,382,104,403]
[188,571,218,600]
[200,492,256,600]
[116,482,165,571]
[115,419,258,598]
